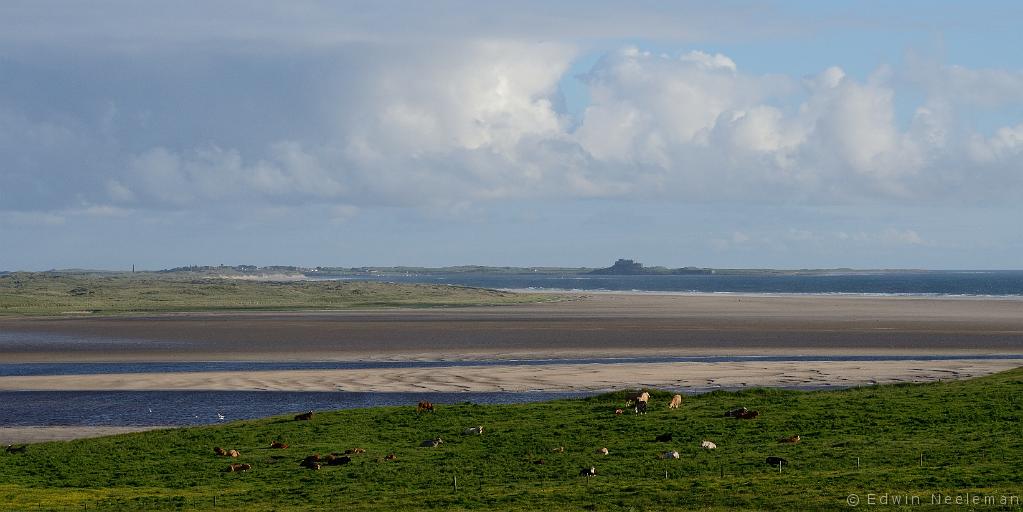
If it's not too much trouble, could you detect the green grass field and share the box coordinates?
[0,272,558,316]
[1,369,1020,510]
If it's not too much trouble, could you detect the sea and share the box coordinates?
[311,269,1023,297]
[3,270,1023,429]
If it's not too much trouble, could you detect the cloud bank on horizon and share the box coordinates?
[2,2,1022,269]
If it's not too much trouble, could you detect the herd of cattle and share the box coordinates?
[0,392,800,480]
[0,393,798,476]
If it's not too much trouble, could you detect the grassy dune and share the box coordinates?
[0,272,558,316]
[1,369,1020,510]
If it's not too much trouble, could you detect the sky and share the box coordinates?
[2,1,1023,270]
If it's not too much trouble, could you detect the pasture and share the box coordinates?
[0,368,1021,510]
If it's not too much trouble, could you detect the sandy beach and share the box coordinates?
[2,293,1021,442]
[1,359,1019,393]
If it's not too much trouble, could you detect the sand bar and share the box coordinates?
[1,294,1022,362]
[1,359,1019,393]
[0,426,173,445]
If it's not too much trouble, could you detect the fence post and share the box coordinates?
[453,475,457,493]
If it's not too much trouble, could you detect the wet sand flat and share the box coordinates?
[1,294,1022,362]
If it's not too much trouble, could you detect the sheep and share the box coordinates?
[701,440,717,450]
[595,447,609,456]
[668,394,683,409]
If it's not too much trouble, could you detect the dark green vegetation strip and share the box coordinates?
[1,369,1021,510]
[0,272,558,316]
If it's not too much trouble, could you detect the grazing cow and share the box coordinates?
[701,440,717,450]
[294,411,314,421]
[655,433,673,442]
[668,394,682,409]
[614,408,624,415]
[765,456,788,467]
[224,463,251,472]
[463,426,484,435]
[5,445,26,454]
[595,447,609,455]
[723,407,749,418]
[301,454,321,469]
[420,438,444,447]
[660,451,680,460]
[384,453,398,461]
[736,410,759,420]
[326,455,352,466]
[269,441,288,449]
[778,434,800,444]
[343,448,366,455]
[227,449,240,458]
[624,391,650,407]
[579,467,597,477]
[551,446,565,453]
[213,447,227,456]
[634,401,648,414]
[416,400,435,413]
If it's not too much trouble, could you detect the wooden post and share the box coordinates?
[665,470,668,480]
[778,461,782,473]
[856,457,860,468]
[453,475,457,492]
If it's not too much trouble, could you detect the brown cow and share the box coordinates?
[724,407,749,418]
[294,411,314,421]
[224,463,251,472]
[269,441,289,449]
[301,454,321,469]
[736,410,759,420]
[614,408,624,415]
[343,448,366,455]
[416,400,435,413]
[778,435,801,444]
[384,453,398,461]
[227,449,240,458]
[213,447,227,456]
[551,446,565,453]
[668,394,683,409]
[326,454,352,465]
